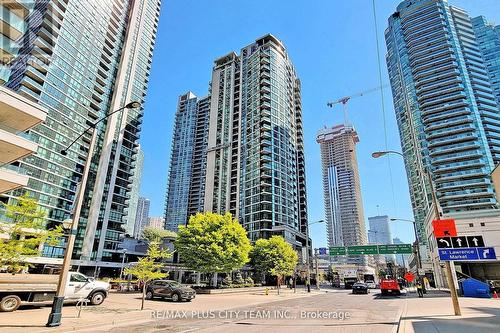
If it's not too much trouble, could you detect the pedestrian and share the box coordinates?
[416,282,424,298]
[289,277,293,289]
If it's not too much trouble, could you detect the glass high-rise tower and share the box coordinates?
[164,92,210,232]
[472,16,500,104]
[385,0,500,242]
[165,35,308,251]
[0,0,161,271]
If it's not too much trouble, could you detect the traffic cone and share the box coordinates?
[493,291,498,299]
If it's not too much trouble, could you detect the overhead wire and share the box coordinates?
[372,0,398,216]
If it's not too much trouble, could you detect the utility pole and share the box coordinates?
[315,248,320,289]
[427,171,461,316]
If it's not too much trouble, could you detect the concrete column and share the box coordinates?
[212,272,218,286]
[177,271,183,283]
[196,272,201,284]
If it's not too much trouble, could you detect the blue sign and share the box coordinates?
[318,247,327,255]
[477,247,496,260]
[439,247,497,261]
[439,248,478,261]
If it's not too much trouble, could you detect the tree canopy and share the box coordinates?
[141,226,177,243]
[175,212,251,274]
[124,241,171,310]
[0,194,63,273]
[251,236,298,290]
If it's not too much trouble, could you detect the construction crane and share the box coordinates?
[327,84,390,124]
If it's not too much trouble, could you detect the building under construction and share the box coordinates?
[317,124,368,267]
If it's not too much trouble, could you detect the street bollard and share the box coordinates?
[76,299,88,318]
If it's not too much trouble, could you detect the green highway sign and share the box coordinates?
[378,244,413,254]
[347,245,378,255]
[329,246,347,255]
[328,244,414,256]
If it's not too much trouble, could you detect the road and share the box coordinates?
[108,289,405,333]
[3,287,496,333]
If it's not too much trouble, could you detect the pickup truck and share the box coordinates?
[380,278,401,296]
[0,272,110,312]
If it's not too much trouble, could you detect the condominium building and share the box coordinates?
[126,146,144,236]
[385,0,500,244]
[133,197,150,239]
[165,35,308,251]
[471,16,500,104]
[317,124,367,266]
[0,0,161,271]
[164,92,210,231]
[147,216,164,230]
[0,86,46,194]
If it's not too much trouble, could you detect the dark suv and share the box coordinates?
[145,280,196,302]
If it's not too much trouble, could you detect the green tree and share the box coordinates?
[141,227,177,242]
[251,236,298,294]
[124,242,171,310]
[0,194,63,273]
[175,212,251,284]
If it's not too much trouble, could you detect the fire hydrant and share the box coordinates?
[265,288,269,295]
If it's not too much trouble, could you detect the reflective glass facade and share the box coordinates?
[205,35,308,250]
[0,0,161,266]
[167,35,308,250]
[472,16,500,105]
[385,0,500,243]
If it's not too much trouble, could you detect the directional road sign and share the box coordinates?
[451,236,468,248]
[436,237,452,249]
[477,247,496,260]
[318,247,327,255]
[437,235,485,249]
[438,248,478,261]
[347,245,378,255]
[378,244,413,254]
[466,236,484,248]
[439,247,497,261]
[432,219,457,237]
[329,244,414,256]
[329,247,346,256]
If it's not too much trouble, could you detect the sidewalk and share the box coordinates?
[398,293,500,333]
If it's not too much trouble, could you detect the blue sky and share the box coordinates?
[139,0,500,248]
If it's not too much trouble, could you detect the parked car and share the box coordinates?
[146,280,196,302]
[365,280,376,289]
[352,282,369,294]
[0,272,110,312]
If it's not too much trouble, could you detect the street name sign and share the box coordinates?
[378,244,413,254]
[329,247,346,256]
[438,247,497,261]
[438,248,478,260]
[329,244,414,256]
[347,245,379,255]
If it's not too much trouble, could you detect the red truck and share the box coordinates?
[380,278,401,295]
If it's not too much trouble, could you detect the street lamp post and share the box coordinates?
[119,249,127,281]
[372,149,461,315]
[46,101,141,327]
[306,219,324,293]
